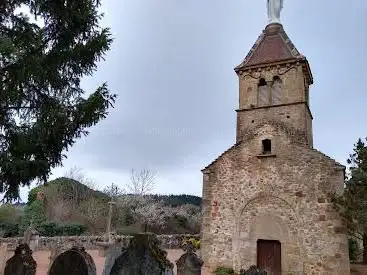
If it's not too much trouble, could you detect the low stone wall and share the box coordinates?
[0,234,199,251]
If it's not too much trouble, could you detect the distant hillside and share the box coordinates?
[13,178,203,235]
[27,177,109,205]
[48,177,109,200]
[27,178,201,207]
[149,194,202,207]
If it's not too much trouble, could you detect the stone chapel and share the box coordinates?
[200,19,350,275]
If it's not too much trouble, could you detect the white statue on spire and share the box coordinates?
[267,0,284,24]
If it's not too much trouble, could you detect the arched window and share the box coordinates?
[258,78,270,106]
[271,76,283,105]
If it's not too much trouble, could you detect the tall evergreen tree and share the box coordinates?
[333,138,367,263]
[0,0,116,201]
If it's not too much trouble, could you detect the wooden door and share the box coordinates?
[257,239,281,275]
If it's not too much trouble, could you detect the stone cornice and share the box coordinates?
[236,101,313,120]
[235,58,313,85]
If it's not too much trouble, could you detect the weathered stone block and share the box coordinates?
[176,252,203,275]
[4,244,37,275]
[0,243,8,274]
[104,233,174,275]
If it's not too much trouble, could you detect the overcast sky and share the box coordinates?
[19,0,367,201]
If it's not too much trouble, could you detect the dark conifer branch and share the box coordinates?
[0,0,116,201]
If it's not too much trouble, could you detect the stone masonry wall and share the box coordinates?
[236,64,313,147]
[238,64,306,110]
[201,123,350,274]
[0,234,199,251]
[236,103,312,146]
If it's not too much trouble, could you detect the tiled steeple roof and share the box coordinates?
[235,23,307,71]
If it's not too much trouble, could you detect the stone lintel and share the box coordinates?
[256,154,277,159]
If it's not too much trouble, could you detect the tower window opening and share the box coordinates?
[258,78,270,106]
[262,139,272,154]
[258,78,267,87]
[271,76,283,105]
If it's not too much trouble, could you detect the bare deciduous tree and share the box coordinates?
[63,166,96,189]
[78,197,108,233]
[129,169,157,196]
[103,182,125,199]
[63,166,97,204]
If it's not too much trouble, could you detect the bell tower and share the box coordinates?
[201,3,350,274]
[234,23,314,147]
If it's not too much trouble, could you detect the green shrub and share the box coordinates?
[24,200,46,226]
[36,221,59,236]
[0,204,19,221]
[181,237,200,250]
[60,223,87,236]
[36,221,87,237]
[0,222,20,237]
[0,204,22,237]
[215,267,236,275]
[193,239,200,249]
[27,186,44,205]
[348,238,360,262]
[189,238,200,249]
